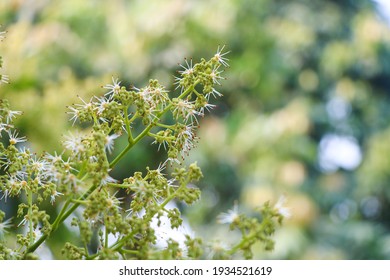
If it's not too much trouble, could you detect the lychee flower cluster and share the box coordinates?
[0,38,284,260]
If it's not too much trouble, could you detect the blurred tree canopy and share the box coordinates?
[1,0,390,259]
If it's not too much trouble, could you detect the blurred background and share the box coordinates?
[1,0,390,259]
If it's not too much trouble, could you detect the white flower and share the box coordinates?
[4,109,22,124]
[17,216,27,227]
[0,123,9,135]
[66,96,94,124]
[174,59,194,91]
[0,152,12,170]
[89,155,98,163]
[213,45,230,67]
[155,162,167,180]
[5,175,21,194]
[209,65,224,85]
[274,195,291,219]
[50,190,63,205]
[8,130,27,145]
[44,151,64,164]
[207,240,229,259]
[93,95,110,116]
[66,105,80,125]
[217,203,239,224]
[151,128,173,151]
[163,156,181,166]
[172,99,200,123]
[138,86,152,103]
[151,135,169,151]
[77,95,94,110]
[103,77,121,97]
[29,156,50,177]
[0,217,12,240]
[178,58,194,76]
[63,173,81,191]
[198,102,216,116]
[106,192,123,211]
[63,132,85,155]
[175,124,198,156]
[151,85,169,106]
[100,173,117,187]
[205,87,223,100]
[0,189,10,202]
[18,146,31,155]
[104,133,120,154]
[173,76,183,91]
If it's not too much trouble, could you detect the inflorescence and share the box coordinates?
[0,39,285,260]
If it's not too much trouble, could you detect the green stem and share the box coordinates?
[77,161,88,179]
[124,106,134,143]
[27,190,33,246]
[109,142,133,168]
[193,88,203,98]
[128,112,139,124]
[56,184,99,227]
[228,233,252,256]
[120,249,139,255]
[70,199,89,204]
[107,182,131,189]
[24,234,47,257]
[228,226,265,256]
[84,244,90,258]
[51,198,72,231]
[156,123,175,129]
[147,132,175,141]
